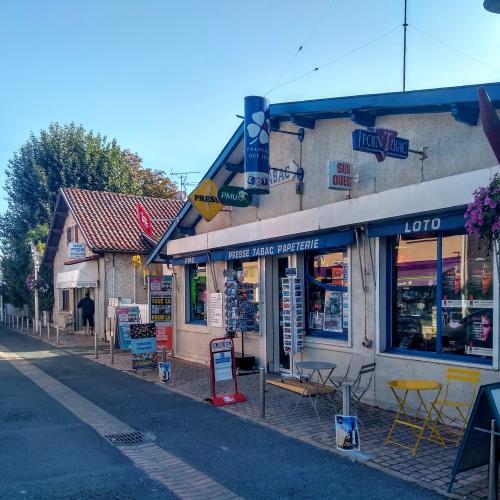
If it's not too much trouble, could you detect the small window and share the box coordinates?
[305,249,350,340]
[187,264,207,323]
[228,258,260,333]
[60,289,70,311]
[66,227,72,244]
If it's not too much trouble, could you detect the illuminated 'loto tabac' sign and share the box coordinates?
[352,128,409,162]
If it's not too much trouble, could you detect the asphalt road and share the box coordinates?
[0,326,443,499]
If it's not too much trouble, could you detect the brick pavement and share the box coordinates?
[27,324,495,499]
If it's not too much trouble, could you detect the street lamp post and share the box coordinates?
[30,242,41,334]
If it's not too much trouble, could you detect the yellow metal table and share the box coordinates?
[385,379,446,455]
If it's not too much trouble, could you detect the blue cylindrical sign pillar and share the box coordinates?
[244,96,270,194]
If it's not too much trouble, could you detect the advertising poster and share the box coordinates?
[149,276,173,351]
[466,309,493,357]
[210,293,223,327]
[130,323,157,371]
[116,305,140,351]
[323,291,343,333]
[213,350,233,382]
[335,415,360,451]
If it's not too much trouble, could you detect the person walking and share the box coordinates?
[77,291,95,336]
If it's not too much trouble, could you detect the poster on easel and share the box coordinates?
[149,276,173,352]
[116,305,141,350]
[130,322,157,371]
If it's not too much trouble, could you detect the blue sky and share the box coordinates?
[0,0,499,213]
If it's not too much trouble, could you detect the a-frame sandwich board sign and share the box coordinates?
[449,382,500,493]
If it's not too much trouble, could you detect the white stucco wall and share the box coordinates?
[168,109,500,409]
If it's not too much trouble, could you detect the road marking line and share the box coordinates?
[0,343,241,500]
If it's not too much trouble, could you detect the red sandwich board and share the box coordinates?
[208,338,246,407]
[136,202,153,237]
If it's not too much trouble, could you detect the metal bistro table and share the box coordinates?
[385,379,447,455]
[293,361,337,419]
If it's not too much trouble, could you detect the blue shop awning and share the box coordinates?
[211,230,354,261]
[367,210,466,238]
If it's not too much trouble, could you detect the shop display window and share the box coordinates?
[389,232,494,363]
[187,263,207,323]
[305,249,349,340]
[228,258,260,332]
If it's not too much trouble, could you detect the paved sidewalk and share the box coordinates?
[26,324,493,499]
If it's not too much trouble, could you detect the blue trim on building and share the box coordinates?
[148,82,500,265]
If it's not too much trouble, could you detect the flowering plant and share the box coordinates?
[464,174,500,244]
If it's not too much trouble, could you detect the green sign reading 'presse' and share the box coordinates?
[217,186,252,207]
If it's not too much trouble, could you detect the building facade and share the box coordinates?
[44,188,183,338]
[148,83,500,409]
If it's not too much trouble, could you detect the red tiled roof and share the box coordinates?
[62,188,184,254]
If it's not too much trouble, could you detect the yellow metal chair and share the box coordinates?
[430,367,480,446]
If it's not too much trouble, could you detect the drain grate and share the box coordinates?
[105,431,155,447]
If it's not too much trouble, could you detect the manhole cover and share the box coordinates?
[104,431,155,447]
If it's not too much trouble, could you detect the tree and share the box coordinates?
[125,151,178,199]
[0,123,176,310]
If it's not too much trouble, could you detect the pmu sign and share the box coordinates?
[352,128,409,162]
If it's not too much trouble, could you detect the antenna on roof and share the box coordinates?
[170,170,201,201]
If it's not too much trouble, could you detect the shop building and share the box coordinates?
[43,188,182,337]
[147,83,500,409]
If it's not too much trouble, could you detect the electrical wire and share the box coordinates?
[409,24,500,76]
[268,24,401,95]
[265,0,337,96]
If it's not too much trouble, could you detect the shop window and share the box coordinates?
[388,233,493,363]
[305,249,349,340]
[60,289,70,311]
[187,263,207,323]
[228,259,260,333]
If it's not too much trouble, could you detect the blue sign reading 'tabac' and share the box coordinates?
[352,128,409,160]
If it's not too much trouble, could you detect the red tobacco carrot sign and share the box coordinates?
[136,202,153,237]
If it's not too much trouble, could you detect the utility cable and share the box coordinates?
[268,24,401,95]
[265,0,337,96]
[409,24,500,75]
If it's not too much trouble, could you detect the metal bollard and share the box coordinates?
[95,328,98,360]
[342,382,352,416]
[32,319,35,335]
[259,367,266,419]
[39,321,42,338]
[56,325,59,344]
[47,323,50,341]
[16,315,19,330]
[110,333,114,364]
[489,419,498,500]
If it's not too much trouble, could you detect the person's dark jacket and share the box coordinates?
[77,297,95,316]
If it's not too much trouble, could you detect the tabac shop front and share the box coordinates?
[147,83,500,410]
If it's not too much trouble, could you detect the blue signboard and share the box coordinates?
[244,96,270,194]
[211,230,353,261]
[352,128,409,160]
[367,211,465,238]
